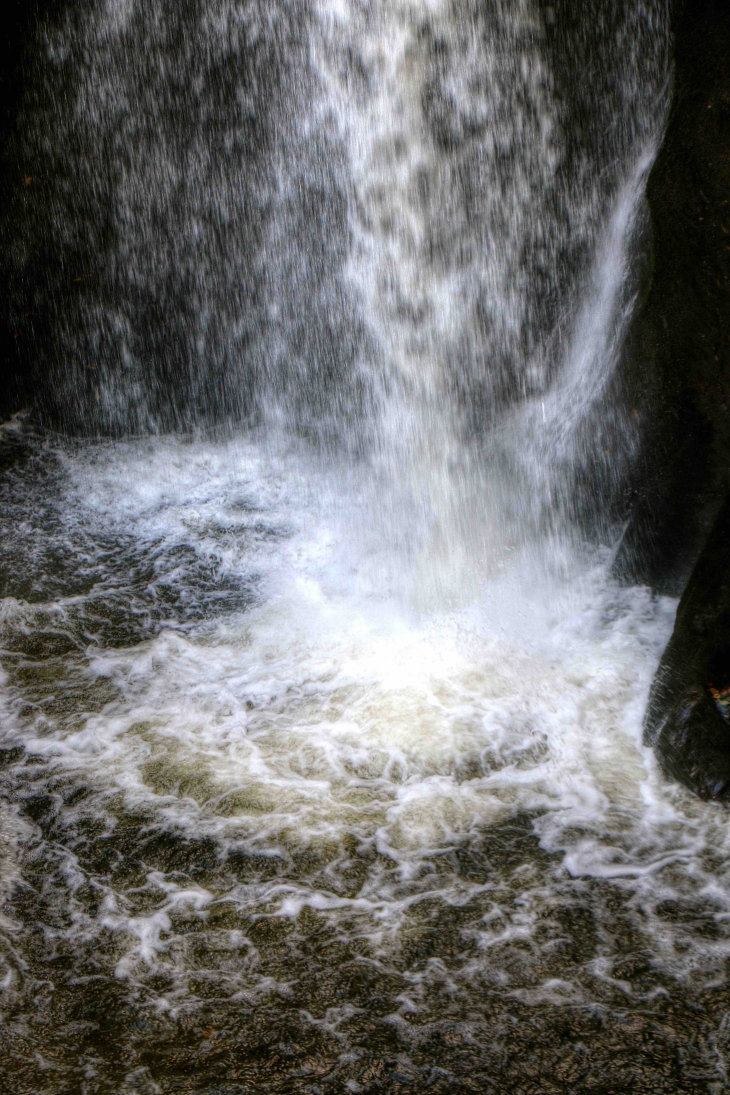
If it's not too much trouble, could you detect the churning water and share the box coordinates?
[5,1,730,1093]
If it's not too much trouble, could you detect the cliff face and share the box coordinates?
[630,0,730,800]
[0,0,65,422]
[617,0,730,593]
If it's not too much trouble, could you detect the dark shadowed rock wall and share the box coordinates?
[0,0,65,422]
[617,0,730,594]
[635,0,730,799]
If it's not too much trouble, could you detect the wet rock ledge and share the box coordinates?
[631,0,730,798]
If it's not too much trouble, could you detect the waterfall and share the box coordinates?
[10,1,668,527]
[11,5,730,1093]
[304,0,669,597]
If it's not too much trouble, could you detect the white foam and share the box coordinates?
[5,439,708,952]
[5,427,730,1004]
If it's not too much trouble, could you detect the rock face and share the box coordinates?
[630,0,730,797]
[0,0,63,422]
[616,0,730,594]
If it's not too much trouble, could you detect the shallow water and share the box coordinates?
[3,423,730,1094]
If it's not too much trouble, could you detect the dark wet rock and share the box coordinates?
[625,0,730,799]
[644,491,730,800]
[615,0,730,594]
[0,0,66,422]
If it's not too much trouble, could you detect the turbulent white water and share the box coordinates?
[6,426,730,1001]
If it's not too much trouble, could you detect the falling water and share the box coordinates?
[6,2,730,1093]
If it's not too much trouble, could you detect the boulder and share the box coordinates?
[645,490,730,799]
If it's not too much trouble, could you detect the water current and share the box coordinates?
[4,1,730,1093]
